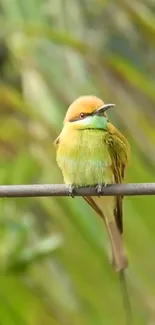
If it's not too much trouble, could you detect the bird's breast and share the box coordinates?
[57,129,114,186]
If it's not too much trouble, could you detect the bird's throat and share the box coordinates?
[73,115,108,130]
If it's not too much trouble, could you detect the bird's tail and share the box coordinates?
[106,218,132,324]
[84,196,127,271]
[83,196,132,323]
[103,213,132,323]
[120,270,132,325]
[106,219,127,271]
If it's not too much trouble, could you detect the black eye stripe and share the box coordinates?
[70,112,92,122]
[69,111,108,122]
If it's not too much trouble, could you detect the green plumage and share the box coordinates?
[57,129,112,185]
[55,100,130,271]
[56,128,128,187]
[55,97,131,320]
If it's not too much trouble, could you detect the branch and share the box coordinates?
[0,183,154,198]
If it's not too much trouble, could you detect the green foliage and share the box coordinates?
[0,0,155,324]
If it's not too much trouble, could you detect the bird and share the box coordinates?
[54,95,131,321]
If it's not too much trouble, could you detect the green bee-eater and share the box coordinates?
[54,95,131,319]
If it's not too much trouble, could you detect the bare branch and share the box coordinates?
[0,183,154,198]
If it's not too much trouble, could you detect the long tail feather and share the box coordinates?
[120,270,132,325]
[83,196,132,323]
[83,196,127,271]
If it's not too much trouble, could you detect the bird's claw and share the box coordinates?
[95,183,105,197]
[68,184,75,198]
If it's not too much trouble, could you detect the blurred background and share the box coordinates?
[0,0,155,324]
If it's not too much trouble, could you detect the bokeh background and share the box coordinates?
[0,0,155,324]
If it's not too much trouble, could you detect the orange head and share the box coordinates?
[54,96,115,147]
[64,95,114,125]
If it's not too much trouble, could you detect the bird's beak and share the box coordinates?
[93,103,115,116]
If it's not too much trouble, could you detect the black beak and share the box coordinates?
[93,103,115,116]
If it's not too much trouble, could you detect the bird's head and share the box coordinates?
[63,96,115,131]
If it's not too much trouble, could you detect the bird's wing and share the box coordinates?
[84,129,129,234]
[107,130,129,234]
[83,130,129,271]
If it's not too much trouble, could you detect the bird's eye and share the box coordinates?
[79,113,85,119]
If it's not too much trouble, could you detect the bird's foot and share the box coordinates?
[68,184,75,198]
[95,183,106,197]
